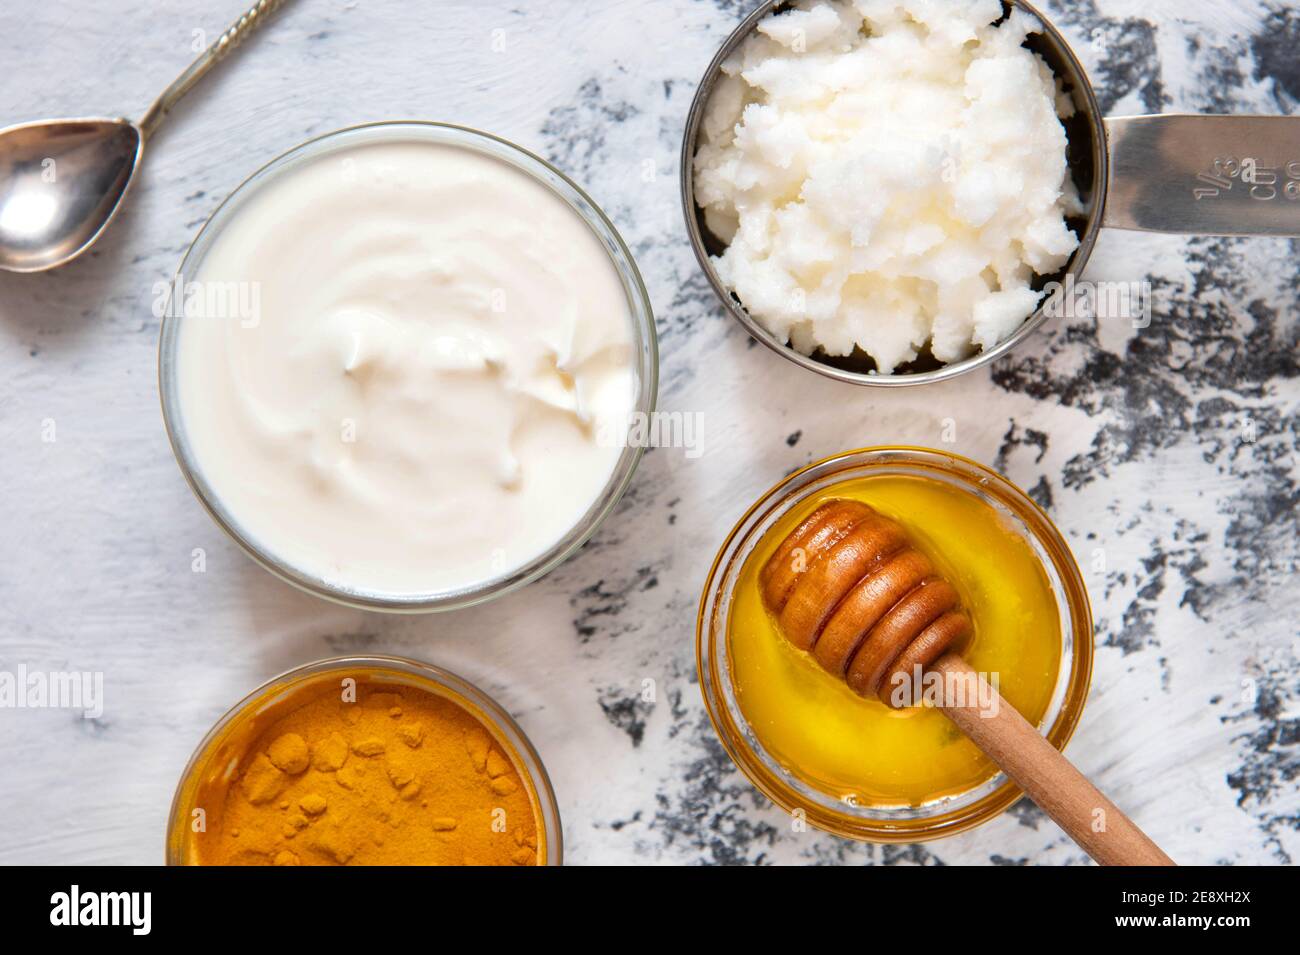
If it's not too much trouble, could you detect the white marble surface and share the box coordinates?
[0,0,1296,865]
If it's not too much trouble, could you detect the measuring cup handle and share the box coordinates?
[1103,115,1300,236]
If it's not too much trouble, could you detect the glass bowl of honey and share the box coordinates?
[696,446,1093,842]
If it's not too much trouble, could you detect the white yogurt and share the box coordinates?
[174,134,638,597]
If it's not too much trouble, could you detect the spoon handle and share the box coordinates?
[139,0,291,139]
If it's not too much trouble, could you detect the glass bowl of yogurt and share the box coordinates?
[158,122,657,611]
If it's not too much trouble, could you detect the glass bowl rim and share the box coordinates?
[695,445,1095,842]
[157,120,659,612]
[164,653,564,865]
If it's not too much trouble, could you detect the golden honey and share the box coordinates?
[727,472,1062,807]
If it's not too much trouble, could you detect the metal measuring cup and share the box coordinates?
[680,0,1300,387]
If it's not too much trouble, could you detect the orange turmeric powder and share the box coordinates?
[182,671,542,865]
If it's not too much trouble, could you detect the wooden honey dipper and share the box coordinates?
[762,499,1174,866]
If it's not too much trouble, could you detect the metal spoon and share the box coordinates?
[0,0,288,274]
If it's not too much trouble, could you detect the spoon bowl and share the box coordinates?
[0,118,141,272]
[0,0,288,274]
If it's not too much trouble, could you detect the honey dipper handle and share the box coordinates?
[930,653,1174,866]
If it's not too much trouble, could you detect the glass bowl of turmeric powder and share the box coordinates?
[697,447,1094,843]
[167,655,561,865]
